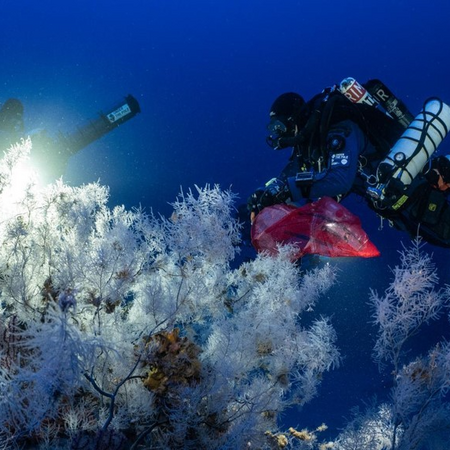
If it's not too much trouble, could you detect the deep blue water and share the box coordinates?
[1,0,450,440]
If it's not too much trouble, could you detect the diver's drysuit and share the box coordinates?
[255,78,450,248]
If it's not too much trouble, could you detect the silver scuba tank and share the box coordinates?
[370,98,450,209]
[377,98,450,185]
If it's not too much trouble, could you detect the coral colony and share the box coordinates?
[0,139,449,449]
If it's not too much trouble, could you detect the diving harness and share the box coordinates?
[315,78,450,212]
[267,77,450,210]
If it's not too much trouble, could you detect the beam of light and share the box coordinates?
[3,159,40,210]
[0,139,43,221]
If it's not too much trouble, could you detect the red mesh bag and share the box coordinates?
[251,197,380,258]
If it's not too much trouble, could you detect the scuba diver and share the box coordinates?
[247,78,450,248]
[0,95,141,183]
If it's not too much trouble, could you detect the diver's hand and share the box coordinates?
[247,188,266,216]
[247,178,290,221]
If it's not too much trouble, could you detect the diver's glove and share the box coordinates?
[247,178,290,214]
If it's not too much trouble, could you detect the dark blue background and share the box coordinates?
[1,0,449,439]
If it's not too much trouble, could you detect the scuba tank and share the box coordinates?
[368,98,450,209]
[339,77,416,128]
[338,77,401,122]
[365,79,414,129]
[339,77,379,108]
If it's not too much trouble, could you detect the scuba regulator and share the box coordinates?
[266,116,307,150]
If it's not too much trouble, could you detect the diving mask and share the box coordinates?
[266,117,295,150]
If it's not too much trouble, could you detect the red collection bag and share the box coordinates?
[251,197,380,258]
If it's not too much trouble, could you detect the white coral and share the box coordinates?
[0,140,340,449]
